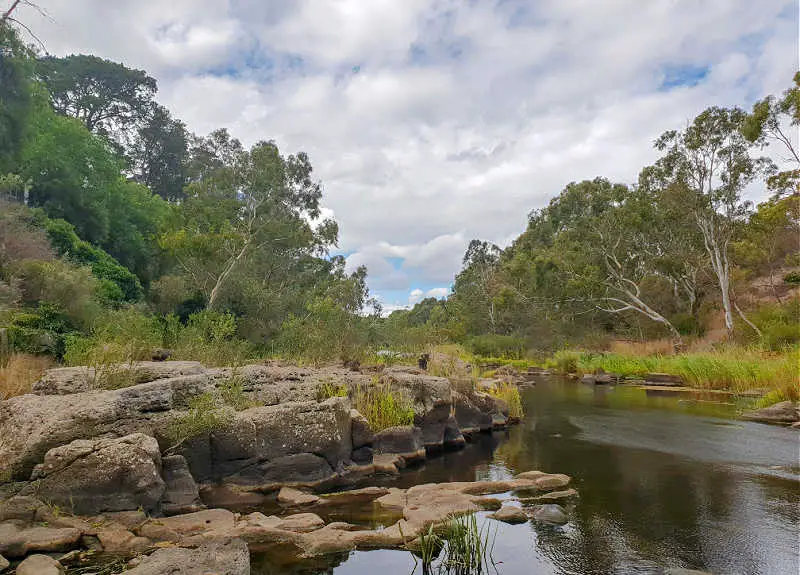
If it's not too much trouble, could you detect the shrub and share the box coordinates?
[218,376,259,410]
[352,382,414,431]
[784,271,800,285]
[466,334,525,359]
[0,353,53,398]
[43,217,142,302]
[165,393,231,452]
[547,349,582,373]
[174,310,253,367]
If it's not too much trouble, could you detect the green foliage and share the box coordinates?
[750,300,800,350]
[352,382,415,431]
[6,303,74,357]
[316,378,348,401]
[165,393,231,452]
[0,25,34,173]
[218,376,260,410]
[547,350,582,373]
[466,334,525,358]
[784,271,800,285]
[43,217,142,302]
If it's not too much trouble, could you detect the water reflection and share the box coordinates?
[253,380,799,574]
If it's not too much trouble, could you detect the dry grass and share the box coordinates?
[0,353,54,399]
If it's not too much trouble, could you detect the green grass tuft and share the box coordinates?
[352,382,414,431]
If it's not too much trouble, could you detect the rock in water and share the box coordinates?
[490,505,528,524]
[742,401,800,425]
[16,554,65,575]
[532,504,568,525]
[24,433,165,515]
[125,537,249,575]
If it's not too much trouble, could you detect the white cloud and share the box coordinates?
[19,0,798,304]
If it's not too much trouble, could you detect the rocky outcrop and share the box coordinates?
[1,361,519,521]
[33,361,206,395]
[742,401,800,425]
[22,434,165,516]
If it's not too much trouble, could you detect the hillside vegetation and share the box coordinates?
[0,21,797,399]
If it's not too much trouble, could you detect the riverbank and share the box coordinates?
[466,345,799,404]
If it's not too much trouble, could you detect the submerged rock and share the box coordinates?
[490,505,528,524]
[23,433,165,516]
[532,504,568,525]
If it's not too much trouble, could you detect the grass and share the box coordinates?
[316,378,349,401]
[352,381,415,431]
[218,376,260,410]
[164,392,231,453]
[0,353,54,398]
[546,347,799,399]
[486,382,523,419]
[409,513,498,575]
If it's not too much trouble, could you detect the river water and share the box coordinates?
[252,379,800,575]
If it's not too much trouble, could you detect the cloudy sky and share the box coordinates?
[14,0,799,312]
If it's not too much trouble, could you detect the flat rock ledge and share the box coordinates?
[0,471,573,570]
[742,401,800,426]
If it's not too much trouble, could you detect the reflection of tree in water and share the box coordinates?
[491,383,769,574]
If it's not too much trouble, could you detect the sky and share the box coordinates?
[13,0,799,313]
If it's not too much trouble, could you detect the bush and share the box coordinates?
[17,259,102,330]
[352,382,414,431]
[466,334,525,359]
[750,299,800,350]
[43,217,142,302]
[784,271,800,285]
[174,310,253,366]
[547,349,582,373]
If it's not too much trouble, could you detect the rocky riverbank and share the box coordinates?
[0,360,550,571]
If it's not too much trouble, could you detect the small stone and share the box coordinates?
[490,505,528,524]
[277,487,320,506]
[16,554,65,575]
[532,504,568,525]
[96,529,151,555]
[535,474,571,490]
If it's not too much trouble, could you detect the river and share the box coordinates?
[252,379,800,575]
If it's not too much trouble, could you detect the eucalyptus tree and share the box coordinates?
[646,107,772,336]
[160,129,340,339]
[742,72,800,197]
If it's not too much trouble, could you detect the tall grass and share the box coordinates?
[567,348,799,398]
[0,353,54,398]
[315,378,349,401]
[486,382,523,419]
[409,513,498,575]
[351,382,414,431]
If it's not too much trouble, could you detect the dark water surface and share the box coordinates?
[253,380,800,575]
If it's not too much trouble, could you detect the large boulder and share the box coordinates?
[125,537,249,575]
[452,391,493,434]
[23,433,165,515]
[382,369,453,452]
[186,398,352,484]
[350,409,373,448]
[742,401,800,425]
[0,376,212,481]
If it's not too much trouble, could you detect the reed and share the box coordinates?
[351,382,415,431]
